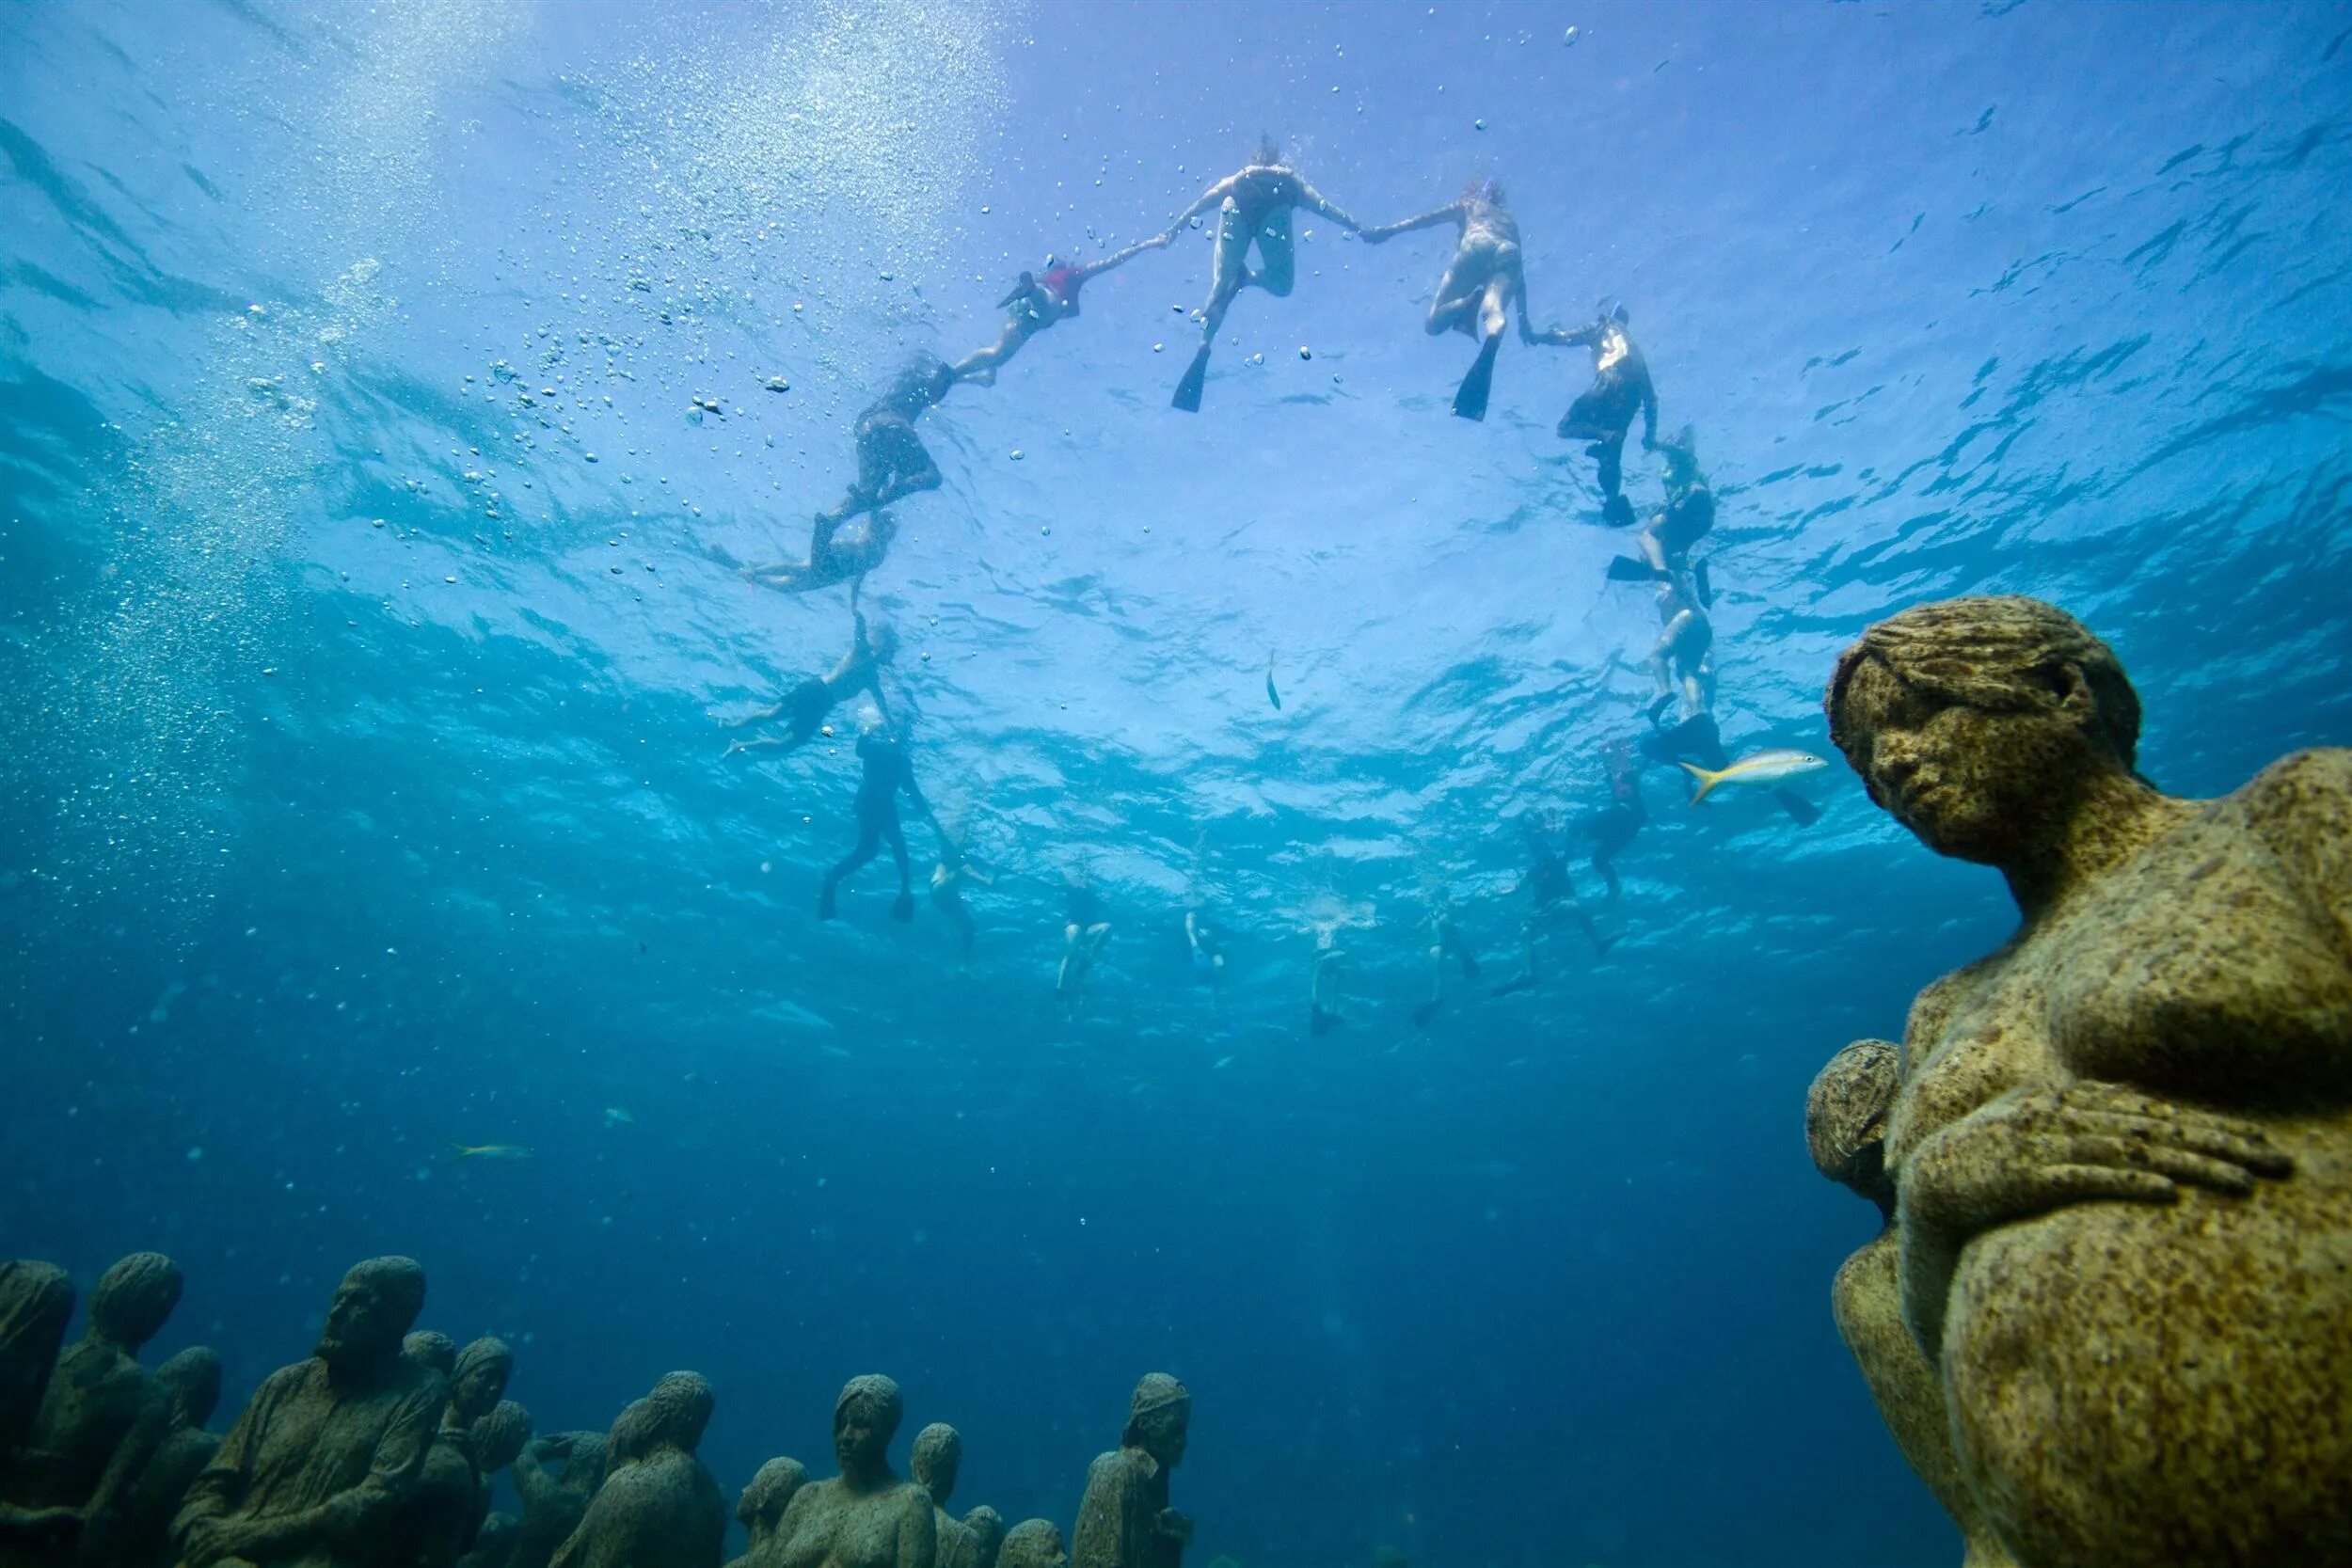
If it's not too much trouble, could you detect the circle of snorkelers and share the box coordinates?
[0,1247,1201,1568]
[713,136,1829,1033]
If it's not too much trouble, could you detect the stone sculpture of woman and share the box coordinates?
[762,1376,932,1568]
[10,1253,183,1515]
[722,1459,806,1568]
[1824,594,2351,1568]
[958,1509,1001,1568]
[549,1375,724,1568]
[907,1428,975,1568]
[1070,1377,1188,1568]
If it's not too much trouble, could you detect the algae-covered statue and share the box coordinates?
[549,1374,723,1568]
[762,1376,931,1568]
[8,1252,183,1518]
[1071,1377,1189,1568]
[908,1427,975,1568]
[723,1459,806,1568]
[1805,1042,2012,1568]
[958,1509,1001,1568]
[172,1257,444,1568]
[993,1523,1062,1568]
[500,1434,604,1568]
[0,1262,75,1524]
[78,1344,225,1568]
[399,1339,524,1568]
[1824,594,2352,1568]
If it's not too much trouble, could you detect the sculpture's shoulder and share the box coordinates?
[2229,748,2352,862]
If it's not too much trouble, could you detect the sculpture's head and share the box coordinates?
[450,1337,515,1424]
[472,1399,534,1472]
[403,1331,457,1375]
[317,1258,426,1372]
[963,1505,1006,1568]
[911,1422,962,1505]
[156,1346,224,1429]
[833,1373,903,1474]
[737,1457,809,1532]
[999,1520,1068,1568]
[88,1253,183,1352]
[558,1431,608,1492]
[1828,595,2140,866]
[1121,1373,1190,1468]
[1806,1039,1900,1212]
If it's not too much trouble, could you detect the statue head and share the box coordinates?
[554,1430,608,1493]
[1120,1373,1190,1468]
[450,1337,515,1424]
[472,1399,534,1472]
[963,1505,1005,1568]
[1806,1039,1901,1215]
[156,1345,224,1429]
[911,1422,961,1506]
[88,1253,183,1352]
[833,1373,903,1477]
[404,1331,457,1375]
[317,1258,426,1374]
[1828,596,2140,866]
[610,1371,713,1462]
[999,1520,1068,1568]
[736,1457,809,1535]
[0,1260,74,1367]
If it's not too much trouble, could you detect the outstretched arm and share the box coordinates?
[1524,321,1600,349]
[1287,174,1363,232]
[1163,175,1237,237]
[1640,374,1660,447]
[1358,202,1463,244]
[1075,230,1173,280]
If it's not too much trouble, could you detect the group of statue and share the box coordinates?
[0,1255,1193,1568]
[1804,594,2351,1565]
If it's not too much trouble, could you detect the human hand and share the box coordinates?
[1905,1081,2291,1237]
[1152,1510,1192,1546]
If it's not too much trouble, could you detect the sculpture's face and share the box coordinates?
[834,1407,886,1471]
[1837,656,2089,866]
[316,1278,394,1368]
[451,1359,510,1423]
[1138,1404,1189,1468]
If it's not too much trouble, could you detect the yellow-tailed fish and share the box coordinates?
[442,1143,534,1164]
[1680,749,1829,804]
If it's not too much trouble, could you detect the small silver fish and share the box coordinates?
[1680,748,1830,803]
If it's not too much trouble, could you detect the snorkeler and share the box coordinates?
[955,232,1172,386]
[929,837,996,967]
[1531,304,1657,524]
[1645,568,1716,732]
[1491,810,1608,995]
[1608,425,1715,600]
[1359,178,1539,420]
[1581,738,1648,901]
[1056,875,1113,1017]
[1159,137,1367,411]
[745,356,957,594]
[723,607,898,757]
[1411,895,1482,1030]
[818,712,939,923]
[740,505,899,597]
[1308,933,1347,1037]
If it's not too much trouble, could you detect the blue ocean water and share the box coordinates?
[3,2,2349,1564]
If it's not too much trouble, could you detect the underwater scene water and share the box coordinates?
[5,2,2351,1564]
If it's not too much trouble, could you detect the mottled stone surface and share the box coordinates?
[502,1435,603,1568]
[8,1253,183,1514]
[759,1377,931,1568]
[722,1459,806,1568]
[1071,1377,1188,1568]
[79,1345,223,1568]
[1808,1041,2014,1567]
[958,1509,1000,1568]
[548,1375,723,1568]
[908,1428,973,1568]
[172,1257,443,1568]
[0,1263,73,1484]
[993,1523,1061,1568]
[1827,595,2352,1568]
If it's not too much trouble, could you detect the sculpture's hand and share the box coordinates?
[179,1517,233,1568]
[1907,1081,2290,1233]
[1152,1510,1192,1547]
[1899,1081,2290,1356]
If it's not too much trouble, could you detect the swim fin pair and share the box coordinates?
[1171,344,1212,412]
[1452,334,1502,420]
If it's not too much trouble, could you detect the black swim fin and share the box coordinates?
[1452,334,1502,420]
[1775,790,1822,829]
[1172,345,1211,412]
[1693,556,1715,608]
[1489,974,1537,998]
[1607,555,1661,583]
[818,881,838,921]
[890,891,915,922]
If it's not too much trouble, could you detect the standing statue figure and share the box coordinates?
[722,1459,806,1568]
[549,1374,723,1568]
[958,1510,1001,1568]
[1806,1042,2013,1568]
[397,1338,519,1568]
[1070,1377,1189,1568]
[75,1345,225,1568]
[7,1252,183,1521]
[171,1257,444,1568]
[1824,594,2352,1568]
[906,1428,975,1568]
[0,1263,74,1524]
[993,1524,1062,1568]
[499,1434,603,1568]
[764,1376,931,1568]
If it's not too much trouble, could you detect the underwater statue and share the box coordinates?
[0,1263,74,1494]
[172,1257,444,1568]
[1806,1041,2013,1567]
[722,1459,806,1568]
[761,1376,932,1568]
[400,1337,456,1380]
[500,1434,604,1568]
[77,1344,224,1568]
[1824,594,2352,1568]
[907,1428,975,1568]
[993,1524,1062,1568]
[1070,1377,1189,1568]
[549,1374,723,1568]
[392,1338,518,1568]
[958,1510,1001,1568]
[7,1252,183,1523]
